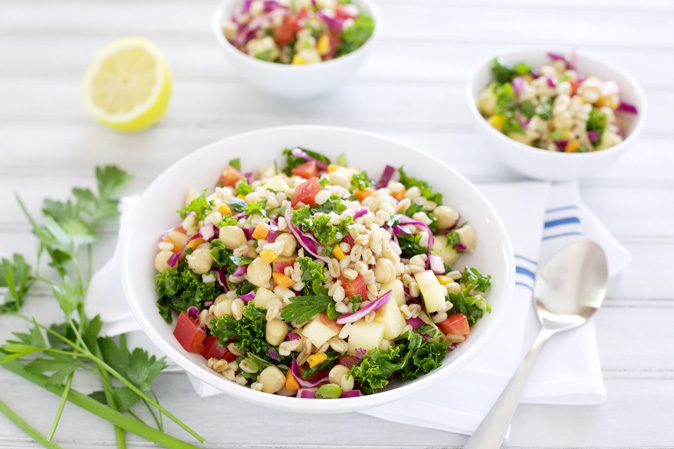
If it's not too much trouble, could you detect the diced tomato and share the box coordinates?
[217,165,245,188]
[291,160,318,179]
[273,10,308,45]
[173,313,207,353]
[200,335,237,362]
[273,257,296,273]
[569,80,580,97]
[335,4,358,19]
[337,355,360,369]
[339,274,368,299]
[291,177,322,207]
[437,313,470,336]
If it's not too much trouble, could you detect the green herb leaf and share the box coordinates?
[229,158,242,171]
[235,179,254,196]
[336,15,374,57]
[311,195,347,214]
[0,254,35,315]
[447,292,491,325]
[337,153,348,167]
[587,107,607,145]
[490,57,532,84]
[296,257,329,296]
[520,100,536,119]
[98,334,167,392]
[315,384,342,398]
[177,190,211,220]
[350,171,374,190]
[460,266,492,293]
[280,294,333,324]
[282,148,331,176]
[397,167,443,204]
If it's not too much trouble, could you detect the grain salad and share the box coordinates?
[477,51,639,153]
[221,0,374,65]
[154,148,492,398]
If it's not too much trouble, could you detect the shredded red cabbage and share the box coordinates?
[375,165,396,189]
[244,171,256,184]
[512,76,525,96]
[397,215,435,268]
[339,390,363,398]
[296,388,318,399]
[203,300,214,308]
[268,348,279,360]
[352,207,369,219]
[167,232,203,268]
[429,255,445,275]
[405,317,424,329]
[242,227,255,240]
[546,51,567,65]
[515,109,529,128]
[546,77,557,88]
[199,223,218,242]
[587,130,599,143]
[214,269,229,291]
[355,348,366,359]
[287,332,301,341]
[232,264,248,277]
[336,290,392,325]
[186,305,199,320]
[317,9,344,31]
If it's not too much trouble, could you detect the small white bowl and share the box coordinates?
[466,46,647,181]
[120,125,515,414]
[212,0,382,99]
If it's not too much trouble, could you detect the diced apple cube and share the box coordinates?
[347,320,385,356]
[374,297,407,340]
[262,176,290,193]
[414,270,448,313]
[380,279,405,306]
[302,312,342,348]
[433,235,462,266]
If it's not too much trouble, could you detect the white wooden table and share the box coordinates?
[1,0,673,447]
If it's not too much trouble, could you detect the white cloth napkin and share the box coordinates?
[86,182,631,435]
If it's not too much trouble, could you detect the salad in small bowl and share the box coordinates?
[120,126,514,413]
[213,0,381,98]
[467,47,646,180]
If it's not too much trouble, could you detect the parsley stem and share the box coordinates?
[92,338,128,449]
[0,396,64,449]
[47,371,73,441]
[2,358,203,449]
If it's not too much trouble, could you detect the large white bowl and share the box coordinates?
[212,0,382,99]
[120,125,515,414]
[466,46,647,181]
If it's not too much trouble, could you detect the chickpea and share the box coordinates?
[456,224,477,253]
[248,256,272,287]
[219,226,247,249]
[258,366,285,394]
[186,248,213,274]
[374,258,395,284]
[432,206,460,231]
[154,250,172,272]
[275,233,297,257]
[266,319,288,346]
[328,364,354,392]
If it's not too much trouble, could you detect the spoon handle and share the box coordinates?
[463,328,555,449]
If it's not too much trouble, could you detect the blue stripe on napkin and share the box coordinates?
[546,205,579,214]
[542,231,584,241]
[544,217,581,228]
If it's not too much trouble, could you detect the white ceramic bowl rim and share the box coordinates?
[120,125,515,413]
[466,45,648,160]
[212,0,383,71]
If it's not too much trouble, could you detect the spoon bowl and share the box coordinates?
[464,240,609,449]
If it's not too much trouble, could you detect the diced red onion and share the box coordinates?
[214,269,229,291]
[512,76,525,96]
[406,317,424,329]
[239,290,255,303]
[167,232,203,268]
[242,227,255,240]
[352,207,369,219]
[546,51,567,65]
[317,9,344,31]
[617,101,638,114]
[336,290,392,325]
[429,255,445,274]
[546,77,557,88]
[601,80,620,97]
[268,348,279,360]
[199,223,217,242]
[339,390,363,398]
[287,332,300,341]
[284,205,330,263]
[233,9,289,47]
[186,305,199,320]
[397,215,435,268]
[267,219,279,242]
[375,165,396,189]
[587,130,599,143]
[515,109,529,128]
[232,264,248,277]
[296,388,318,399]
[291,359,329,388]
[290,148,329,170]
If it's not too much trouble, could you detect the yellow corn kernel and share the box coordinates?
[523,74,533,83]
[218,203,231,215]
[436,275,452,286]
[307,353,327,368]
[237,194,246,200]
[292,54,306,65]
[317,34,330,56]
[489,115,505,130]
[332,245,346,261]
[260,250,278,264]
[327,164,338,173]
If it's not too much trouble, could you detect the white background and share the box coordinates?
[1,0,673,447]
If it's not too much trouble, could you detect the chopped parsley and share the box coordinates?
[291,205,352,254]
[587,108,607,145]
[490,57,532,84]
[336,15,374,57]
[176,190,211,220]
[397,167,443,204]
[350,171,374,190]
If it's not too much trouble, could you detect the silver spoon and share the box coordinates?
[464,240,608,449]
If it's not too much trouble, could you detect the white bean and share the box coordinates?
[266,319,288,346]
[186,248,212,274]
[248,257,272,287]
[154,250,172,272]
[219,226,247,249]
[275,233,297,257]
[258,366,286,394]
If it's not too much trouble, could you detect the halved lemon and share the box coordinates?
[82,37,172,132]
